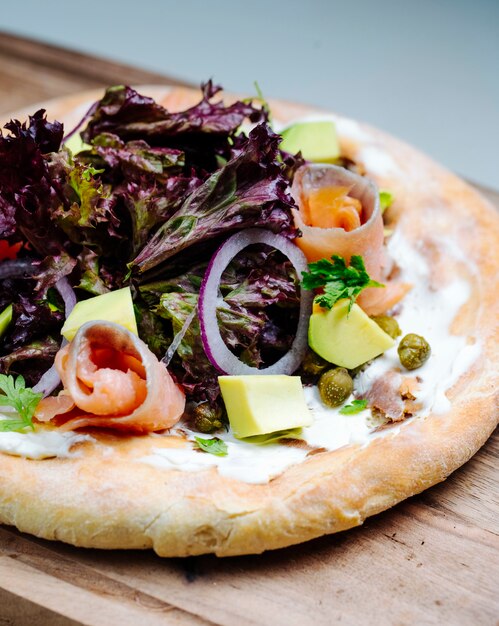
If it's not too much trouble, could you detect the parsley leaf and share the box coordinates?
[379,190,394,214]
[0,375,42,432]
[339,399,368,415]
[194,436,228,457]
[301,254,384,311]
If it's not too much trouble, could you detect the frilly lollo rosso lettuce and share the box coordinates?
[81,81,265,171]
[130,124,298,275]
[0,336,60,386]
[0,82,303,408]
[0,110,65,250]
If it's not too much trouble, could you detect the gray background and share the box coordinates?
[2,0,498,188]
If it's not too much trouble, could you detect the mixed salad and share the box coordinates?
[0,82,429,446]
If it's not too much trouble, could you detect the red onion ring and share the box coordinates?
[54,276,77,316]
[198,228,313,376]
[0,259,36,279]
[33,277,77,397]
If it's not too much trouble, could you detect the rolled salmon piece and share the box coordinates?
[37,321,185,433]
[292,164,384,274]
[291,164,408,314]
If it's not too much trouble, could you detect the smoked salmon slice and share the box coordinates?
[291,164,409,315]
[35,393,75,422]
[366,372,422,422]
[35,321,185,433]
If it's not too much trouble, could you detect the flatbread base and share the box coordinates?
[0,87,497,556]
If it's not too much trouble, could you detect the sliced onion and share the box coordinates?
[33,277,77,397]
[198,228,313,376]
[0,259,36,279]
[32,363,64,397]
[162,306,197,367]
[54,276,77,317]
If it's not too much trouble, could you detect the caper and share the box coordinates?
[301,349,331,379]
[398,333,431,370]
[371,315,402,339]
[192,402,224,433]
[318,367,353,408]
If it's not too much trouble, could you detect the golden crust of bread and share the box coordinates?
[0,87,497,557]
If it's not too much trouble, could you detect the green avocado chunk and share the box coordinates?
[61,287,138,341]
[308,300,395,369]
[218,375,313,439]
[280,120,340,162]
[0,304,13,340]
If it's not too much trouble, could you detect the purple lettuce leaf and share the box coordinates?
[32,253,77,295]
[82,81,264,144]
[81,82,266,174]
[0,196,16,239]
[216,305,265,367]
[134,303,171,359]
[138,263,206,307]
[81,85,171,139]
[0,267,67,382]
[139,265,214,396]
[88,132,185,184]
[130,124,298,274]
[0,254,69,359]
[48,150,125,254]
[220,247,300,309]
[0,276,30,312]
[218,247,299,367]
[76,134,202,255]
[0,110,66,253]
[0,336,60,386]
[5,111,64,154]
[155,291,220,403]
[121,175,203,255]
[1,294,63,354]
[75,248,112,295]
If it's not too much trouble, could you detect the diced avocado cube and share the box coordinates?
[218,375,313,439]
[309,300,395,369]
[61,287,138,341]
[0,304,13,340]
[280,120,340,162]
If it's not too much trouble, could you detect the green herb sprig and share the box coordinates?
[194,436,228,457]
[339,399,368,415]
[301,255,384,311]
[0,375,42,432]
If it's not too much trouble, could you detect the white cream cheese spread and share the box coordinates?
[0,427,92,460]
[140,432,308,484]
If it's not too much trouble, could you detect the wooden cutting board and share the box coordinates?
[0,32,497,626]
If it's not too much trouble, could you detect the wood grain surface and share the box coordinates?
[0,31,497,626]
